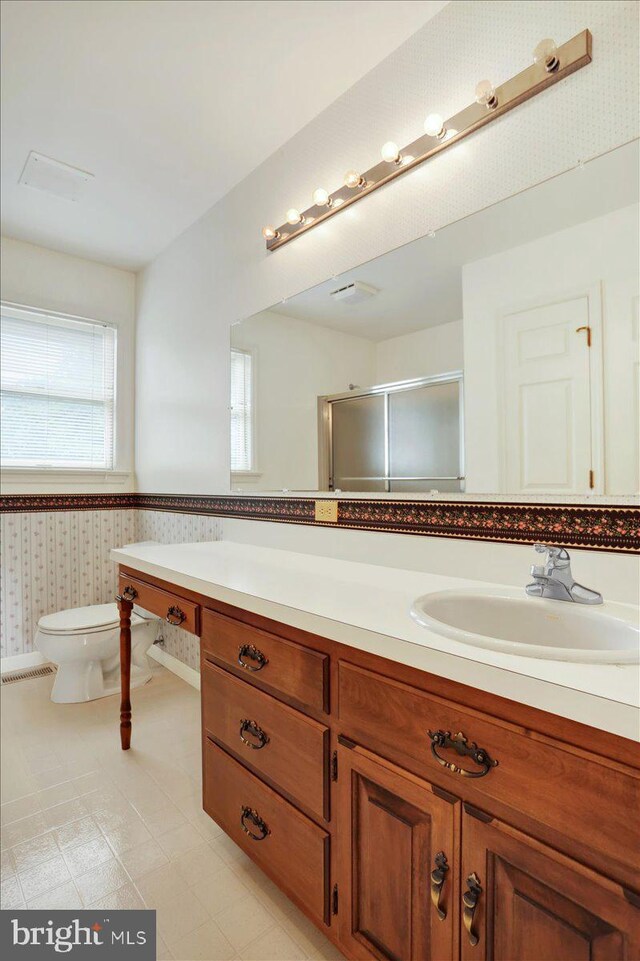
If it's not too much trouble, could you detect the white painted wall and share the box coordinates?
[221,518,640,606]
[463,204,639,493]
[0,236,136,492]
[232,310,375,491]
[375,320,463,383]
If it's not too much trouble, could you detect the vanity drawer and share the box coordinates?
[201,609,328,714]
[118,573,200,635]
[201,658,329,821]
[203,738,329,924]
[338,661,640,874]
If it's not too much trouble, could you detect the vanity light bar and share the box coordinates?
[263,30,592,251]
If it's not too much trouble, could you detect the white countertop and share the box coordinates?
[111,540,640,741]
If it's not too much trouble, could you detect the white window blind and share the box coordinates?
[230,348,253,472]
[1,305,117,470]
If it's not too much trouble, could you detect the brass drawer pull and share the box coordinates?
[428,730,498,778]
[166,605,186,626]
[238,643,268,672]
[463,872,482,946]
[240,805,270,841]
[430,851,449,920]
[117,585,138,602]
[240,719,269,750]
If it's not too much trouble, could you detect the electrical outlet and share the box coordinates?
[315,499,338,523]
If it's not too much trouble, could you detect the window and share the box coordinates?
[1,304,117,470]
[230,348,254,472]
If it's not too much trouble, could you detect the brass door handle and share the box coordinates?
[430,851,449,920]
[117,585,138,602]
[240,719,269,750]
[166,605,186,626]
[575,324,592,346]
[463,873,482,947]
[238,643,268,672]
[428,730,498,778]
[240,806,270,841]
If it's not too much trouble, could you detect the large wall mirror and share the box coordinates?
[230,140,639,499]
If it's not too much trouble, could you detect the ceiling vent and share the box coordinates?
[19,152,94,202]
[329,281,379,305]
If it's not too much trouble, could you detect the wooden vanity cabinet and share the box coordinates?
[336,743,640,961]
[116,568,640,961]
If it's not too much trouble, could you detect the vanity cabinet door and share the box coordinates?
[337,743,459,961]
[460,810,640,961]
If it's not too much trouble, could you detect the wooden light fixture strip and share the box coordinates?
[265,29,592,251]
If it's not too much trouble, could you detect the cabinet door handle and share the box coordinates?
[462,872,482,947]
[240,719,269,750]
[238,644,268,672]
[240,806,270,841]
[430,851,449,920]
[166,605,186,626]
[428,730,498,778]
[117,585,138,602]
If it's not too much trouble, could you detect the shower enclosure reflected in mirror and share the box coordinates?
[230,140,639,498]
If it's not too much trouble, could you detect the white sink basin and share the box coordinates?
[410,588,640,664]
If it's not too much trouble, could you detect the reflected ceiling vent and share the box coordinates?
[19,151,94,202]
[329,281,379,304]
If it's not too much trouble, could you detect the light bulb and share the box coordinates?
[475,79,498,109]
[286,208,303,225]
[344,169,365,189]
[262,225,279,241]
[312,188,331,207]
[381,141,401,164]
[424,113,445,139]
[533,38,559,71]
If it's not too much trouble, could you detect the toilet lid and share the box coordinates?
[38,603,145,635]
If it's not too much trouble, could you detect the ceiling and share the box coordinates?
[0,0,448,271]
[272,141,640,341]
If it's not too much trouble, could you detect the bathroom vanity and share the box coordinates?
[112,541,640,961]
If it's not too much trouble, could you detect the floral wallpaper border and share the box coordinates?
[1,493,638,553]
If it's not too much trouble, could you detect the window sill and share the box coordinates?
[231,470,263,478]
[0,469,133,493]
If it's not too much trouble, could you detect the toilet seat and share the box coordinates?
[38,603,145,636]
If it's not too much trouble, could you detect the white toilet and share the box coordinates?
[35,603,156,704]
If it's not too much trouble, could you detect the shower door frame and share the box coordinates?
[317,371,465,492]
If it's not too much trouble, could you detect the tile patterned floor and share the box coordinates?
[0,667,345,961]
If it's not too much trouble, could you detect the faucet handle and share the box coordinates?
[532,544,570,571]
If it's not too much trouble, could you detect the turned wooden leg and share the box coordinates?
[117,594,133,750]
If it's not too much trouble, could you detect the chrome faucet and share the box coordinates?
[525,544,603,604]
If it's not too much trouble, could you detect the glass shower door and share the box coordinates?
[331,394,386,491]
[388,380,463,493]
